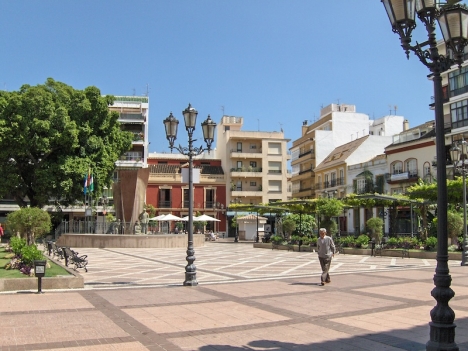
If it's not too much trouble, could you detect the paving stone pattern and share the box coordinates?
[0,243,467,350]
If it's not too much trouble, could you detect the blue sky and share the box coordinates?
[0,1,457,153]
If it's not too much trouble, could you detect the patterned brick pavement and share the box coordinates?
[1,242,468,351]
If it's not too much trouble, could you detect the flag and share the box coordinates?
[89,173,94,193]
[83,173,88,195]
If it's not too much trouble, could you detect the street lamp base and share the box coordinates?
[426,322,458,351]
[183,273,198,286]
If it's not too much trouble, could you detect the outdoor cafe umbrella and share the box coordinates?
[193,214,220,222]
[149,214,166,221]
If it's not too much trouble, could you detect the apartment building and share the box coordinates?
[146,153,227,234]
[290,103,404,199]
[215,115,291,206]
[384,121,436,195]
[109,96,150,232]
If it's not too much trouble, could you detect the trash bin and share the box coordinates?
[34,260,47,293]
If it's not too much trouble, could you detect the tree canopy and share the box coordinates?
[0,78,133,208]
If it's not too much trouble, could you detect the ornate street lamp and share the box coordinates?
[163,104,216,286]
[382,1,468,349]
[450,140,468,266]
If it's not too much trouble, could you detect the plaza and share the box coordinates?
[1,242,468,350]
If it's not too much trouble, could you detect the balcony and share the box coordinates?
[119,113,145,122]
[158,201,171,208]
[231,189,263,197]
[231,167,263,178]
[231,149,263,158]
[387,170,419,183]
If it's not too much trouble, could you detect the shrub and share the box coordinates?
[386,237,399,249]
[20,244,44,266]
[398,237,420,249]
[9,236,26,255]
[356,234,370,248]
[448,245,458,252]
[340,236,356,248]
[425,236,437,250]
[270,235,283,244]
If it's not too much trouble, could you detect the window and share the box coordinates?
[268,161,281,174]
[449,66,468,97]
[357,179,366,194]
[159,188,172,208]
[392,187,403,195]
[268,180,282,192]
[237,161,243,170]
[236,180,242,191]
[250,144,257,149]
[451,99,468,129]
[424,162,431,176]
[331,172,336,186]
[183,189,189,208]
[268,142,281,155]
[250,181,257,186]
[250,161,257,168]
[406,159,417,176]
[392,161,403,174]
[237,142,242,152]
[324,174,329,188]
[205,188,215,208]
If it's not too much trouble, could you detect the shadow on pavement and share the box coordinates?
[199,317,468,351]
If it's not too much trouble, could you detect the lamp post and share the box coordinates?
[101,194,108,234]
[450,140,468,266]
[164,104,216,286]
[231,197,241,242]
[382,1,468,349]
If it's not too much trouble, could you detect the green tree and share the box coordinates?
[366,217,384,242]
[317,198,343,235]
[281,217,296,239]
[0,78,133,208]
[6,207,51,245]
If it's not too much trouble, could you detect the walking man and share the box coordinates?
[317,228,335,286]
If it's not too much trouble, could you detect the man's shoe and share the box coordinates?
[325,280,331,283]
[320,282,325,286]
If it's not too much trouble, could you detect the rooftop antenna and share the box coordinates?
[279,122,283,133]
[221,105,225,116]
[133,88,136,96]
[144,84,149,97]
[257,119,260,131]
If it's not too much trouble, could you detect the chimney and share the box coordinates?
[403,119,409,131]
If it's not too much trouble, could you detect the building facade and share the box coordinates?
[290,103,404,199]
[146,153,227,235]
[215,115,291,206]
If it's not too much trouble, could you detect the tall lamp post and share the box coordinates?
[101,188,108,234]
[450,140,468,266]
[381,1,468,350]
[164,104,216,286]
[231,197,241,242]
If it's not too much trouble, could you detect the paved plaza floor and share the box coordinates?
[1,242,468,350]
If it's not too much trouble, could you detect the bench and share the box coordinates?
[62,247,88,272]
[51,243,64,260]
[375,243,409,258]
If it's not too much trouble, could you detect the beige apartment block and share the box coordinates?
[215,115,291,206]
[109,96,150,231]
[290,103,404,199]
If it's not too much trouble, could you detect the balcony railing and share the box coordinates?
[268,170,282,174]
[159,201,171,208]
[230,167,262,172]
[388,170,418,182]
